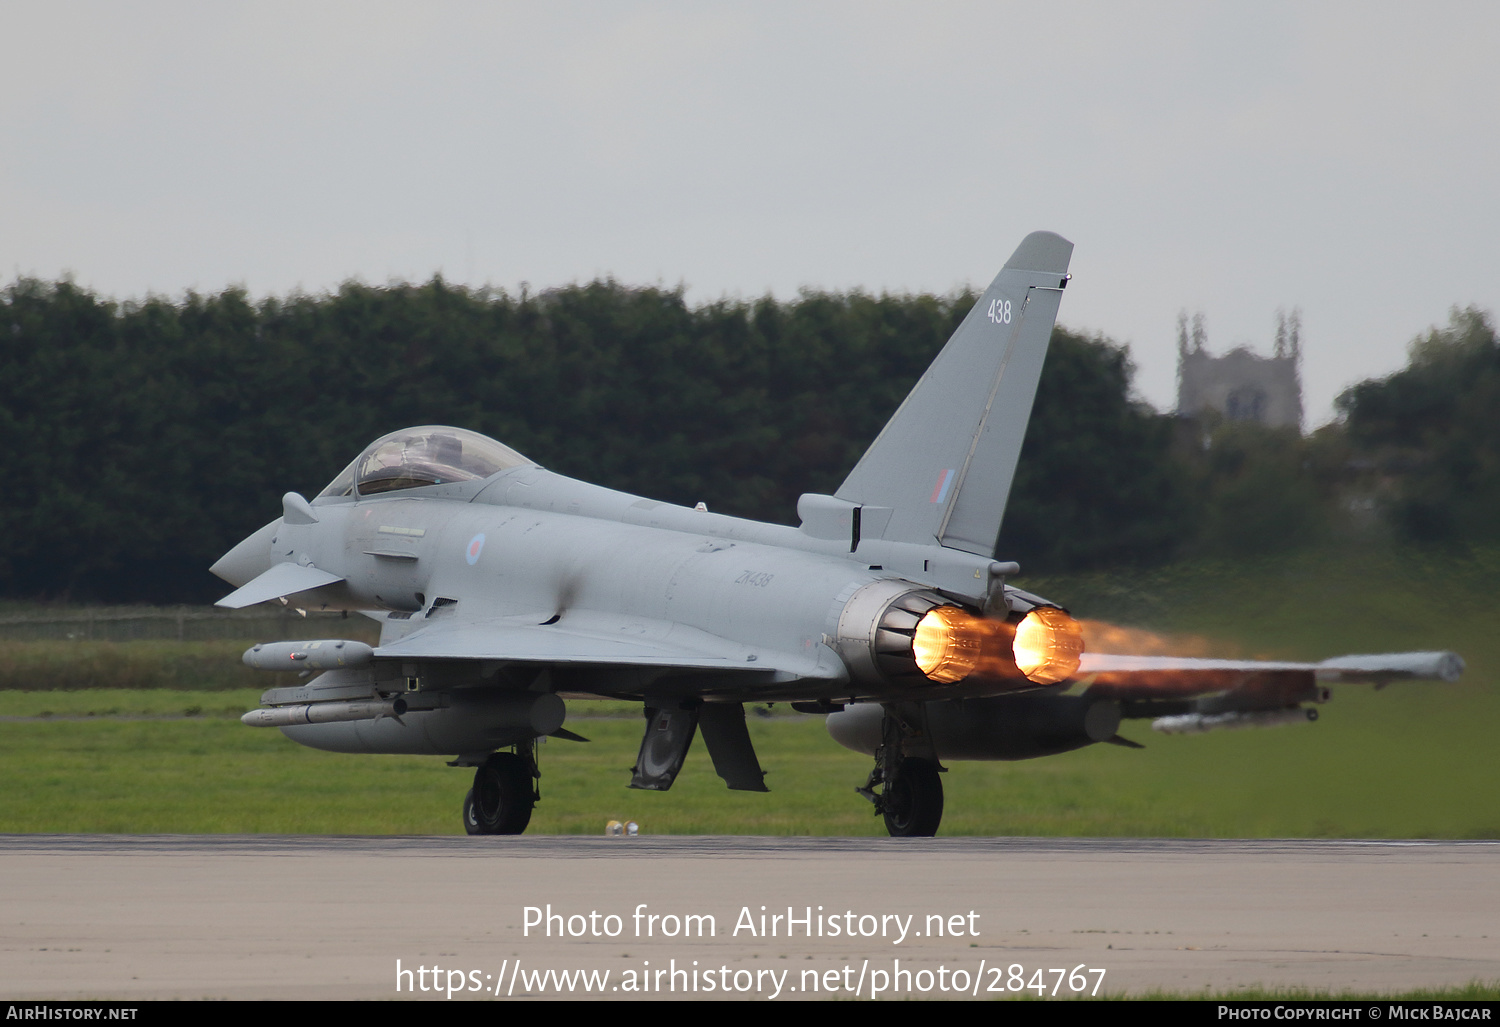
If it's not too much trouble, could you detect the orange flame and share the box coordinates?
[1077,620,1228,658]
[913,606,1083,685]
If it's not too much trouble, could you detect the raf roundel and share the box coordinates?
[465,533,485,566]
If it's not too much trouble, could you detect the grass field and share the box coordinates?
[1,543,1496,837]
[0,640,265,691]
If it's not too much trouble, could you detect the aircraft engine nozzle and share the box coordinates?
[911,605,1083,685]
[242,697,408,727]
[827,695,1120,761]
[244,640,375,671]
[832,580,1083,689]
[1011,607,1085,684]
[1152,707,1316,734]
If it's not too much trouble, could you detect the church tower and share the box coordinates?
[1176,309,1304,431]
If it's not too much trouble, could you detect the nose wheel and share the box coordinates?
[463,750,536,835]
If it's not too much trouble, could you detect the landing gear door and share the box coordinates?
[699,703,770,792]
[631,705,700,790]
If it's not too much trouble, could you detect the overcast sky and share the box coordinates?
[3,2,1497,424]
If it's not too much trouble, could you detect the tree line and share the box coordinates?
[1,276,1492,603]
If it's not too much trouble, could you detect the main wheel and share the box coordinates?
[882,757,943,837]
[465,752,535,835]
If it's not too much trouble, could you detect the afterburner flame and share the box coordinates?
[1078,620,1223,658]
[912,605,986,683]
[913,605,1084,685]
[1013,607,1085,684]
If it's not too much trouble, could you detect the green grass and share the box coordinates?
[0,543,1496,837]
[1,678,1496,836]
[0,640,271,691]
[1,687,266,718]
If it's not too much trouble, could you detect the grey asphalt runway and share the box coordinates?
[2,835,1496,1000]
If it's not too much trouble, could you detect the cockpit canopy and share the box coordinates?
[318,426,532,498]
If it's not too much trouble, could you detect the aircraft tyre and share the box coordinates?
[466,752,535,835]
[883,757,943,837]
[463,789,481,835]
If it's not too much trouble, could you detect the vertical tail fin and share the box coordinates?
[835,231,1073,556]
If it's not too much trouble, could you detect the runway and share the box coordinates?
[2,835,1496,1000]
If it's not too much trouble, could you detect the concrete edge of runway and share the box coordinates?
[2,833,1496,858]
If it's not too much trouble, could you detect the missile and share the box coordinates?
[1316,651,1464,684]
[243,640,375,671]
[241,697,407,727]
[1152,707,1316,735]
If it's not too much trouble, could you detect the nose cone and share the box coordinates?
[211,519,281,586]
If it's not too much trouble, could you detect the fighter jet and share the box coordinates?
[211,231,1463,837]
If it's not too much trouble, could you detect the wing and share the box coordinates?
[1076,650,1464,733]
[372,608,843,681]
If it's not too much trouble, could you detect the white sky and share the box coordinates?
[3,1,1497,425]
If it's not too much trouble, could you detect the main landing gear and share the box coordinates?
[463,746,538,835]
[857,704,945,837]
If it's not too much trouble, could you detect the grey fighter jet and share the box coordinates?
[212,231,1463,837]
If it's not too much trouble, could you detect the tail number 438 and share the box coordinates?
[987,298,1012,324]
